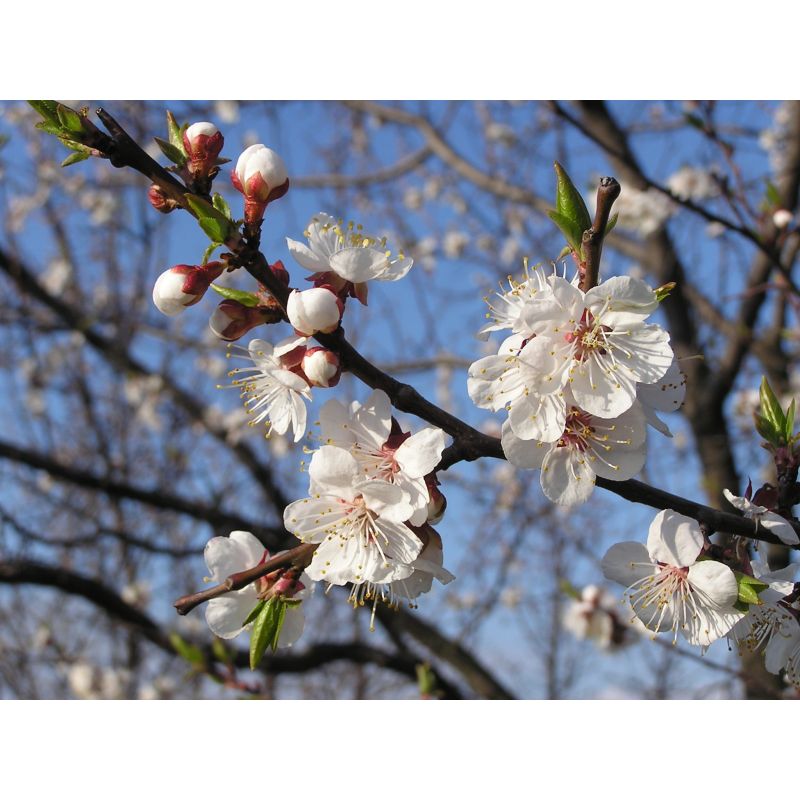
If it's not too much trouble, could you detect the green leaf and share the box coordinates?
[754,412,782,446]
[785,398,796,441]
[35,120,64,136]
[415,663,438,696]
[683,113,705,131]
[210,284,259,307]
[734,572,769,605]
[548,210,584,253]
[211,638,232,666]
[765,180,782,209]
[553,161,592,235]
[759,377,786,441]
[28,100,60,125]
[169,633,205,666]
[154,136,187,166]
[166,110,186,154]
[61,151,90,167]
[249,598,288,670]
[241,600,266,627]
[56,103,85,136]
[212,192,232,219]
[605,213,619,236]
[655,282,676,302]
[201,242,221,265]
[559,579,581,600]
[185,194,237,244]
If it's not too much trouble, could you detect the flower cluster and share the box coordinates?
[469,262,680,505]
[562,584,642,650]
[283,390,453,624]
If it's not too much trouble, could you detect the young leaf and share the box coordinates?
[212,193,232,219]
[210,284,260,307]
[249,598,288,670]
[28,100,60,125]
[765,180,782,209]
[35,120,63,136]
[559,579,581,600]
[154,136,187,166]
[734,572,769,605]
[605,213,619,236]
[655,282,676,302]
[201,242,221,265]
[185,194,237,244]
[169,633,205,666]
[754,412,782,447]
[211,637,232,666]
[56,103,85,136]
[61,151,91,167]
[166,110,186,154]
[553,161,592,235]
[785,398,796,441]
[241,600,266,627]
[547,210,584,253]
[759,377,786,438]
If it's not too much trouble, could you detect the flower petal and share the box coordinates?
[647,509,704,567]
[308,446,359,498]
[540,445,595,505]
[601,541,654,587]
[395,427,446,477]
[329,247,390,282]
[501,420,549,469]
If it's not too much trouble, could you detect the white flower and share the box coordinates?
[318,389,446,525]
[773,209,793,229]
[562,585,636,650]
[601,509,743,646]
[222,337,311,442]
[283,446,423,585]
[286,212,413,303]
[730,562,798,658]
[301,347,341,388]
[204,530,310,646]
[286,287,343,336]
[666,166,718,202]
[613,186,675,236]
[469,275,673,429]
[348,526,455,628]
[763,616,800,688]
[722,489,799,546]
[476,259,573,341]
[636,357,686,437]
[233,144,288,201]
[501,396,647,506]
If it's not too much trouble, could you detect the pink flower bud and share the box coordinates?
[183,122,224,176]
[231,144,289,224]
[270,259,290,286]
[773,209,793,229]
[286,287,343,336]
[302,347,341,388]
[147,184,178,214]
[152,262,224,316]
[209,299,266,341]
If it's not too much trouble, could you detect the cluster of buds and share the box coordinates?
[232,144,290,226]
[152,262,225,316]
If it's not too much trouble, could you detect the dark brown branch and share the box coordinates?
[0,438,284,546]
[580,176,620,291]
[173,543,316,615]
[0,558,463,697]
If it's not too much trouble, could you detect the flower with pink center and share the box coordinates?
[221,336,312,442]
[204,530,311,646]
[515,275,673,418]
[286,212,413,305]
[317,390,446,525]
[501,391,647,506]
[601,509,743,646]
[283,446,422,586]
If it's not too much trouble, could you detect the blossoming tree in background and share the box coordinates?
[2,100,800,699]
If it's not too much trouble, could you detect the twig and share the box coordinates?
[580,176,620,291]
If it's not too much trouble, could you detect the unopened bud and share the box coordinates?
[302,347,341,387]
[152,262,224,316]
[773,209,793,229]
[426,481,447,524]
[286,287,343,336]
[270,260,291,286]
[147,184,179,214]
[209,299,266,341]
[231,144,289,224]
[183,122,224,176]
